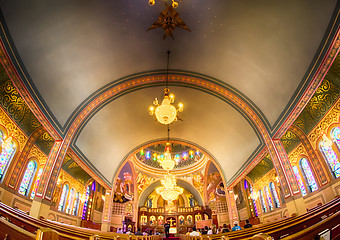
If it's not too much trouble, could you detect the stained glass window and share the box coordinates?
[18,160,37,196]
[66,188,75,214]
[264,186,274,211]
[269,182,280,208]
[58,184,69,211]
[72,192,80,216]
[299,158,318,192]
[327,127,340,178]
[292,166,307,196]
[249,185,258,217]
[259,190,267,213]
[0,134,16,182]
[30,168,43,199]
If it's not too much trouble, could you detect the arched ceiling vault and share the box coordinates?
[0,0,339,189]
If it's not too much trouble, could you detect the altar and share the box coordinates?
[138,205,205,234]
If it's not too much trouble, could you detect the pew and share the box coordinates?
[0,217,36,240]
[0,197,339,240]
[180,197,340,240]
[280,210,340,240]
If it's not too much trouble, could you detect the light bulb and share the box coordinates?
[172,1,178,8]
[178,102,183,112]
[149,0,155,6]
[149,106,155,115]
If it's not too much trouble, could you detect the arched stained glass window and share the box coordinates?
[264,186,274,211]
[58,184,69,211]
[269,182,280,208]
[292,166,307,196]
[72,192,80,216]
[30,168,43,199]
[320,140,340,178]
[259,190,267,213]
[66,188,75,214]
[331,127,340,148]
[0,134,17,182]
[299,158,318,193]
[249,185,258,217]
[19,160,37,196]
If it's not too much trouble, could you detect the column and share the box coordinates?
[226,188,239,226]
[101,190,114,232]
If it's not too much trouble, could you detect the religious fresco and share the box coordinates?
[136,172,155,194]
[233,181,246,210]
[61,154,92,185]
[113,161,134,203]
[206,162,226,202]
[181,170,204,197]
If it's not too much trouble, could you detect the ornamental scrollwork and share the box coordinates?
[0,106,27,151]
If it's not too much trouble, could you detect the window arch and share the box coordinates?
[18,160,37,196]
[65,188,75,214]
[269,182,280,208]
[258,190,267,213]
[264,186,274,211]
[292,166,307,196]
[58,184,69,212]
[299,158,318,193]
[319,137,340,178]
[0,133,17,182]
[72,192,80,216]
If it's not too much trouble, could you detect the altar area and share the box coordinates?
[138,205,206,234]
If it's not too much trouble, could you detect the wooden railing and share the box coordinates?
[0,197,339,240]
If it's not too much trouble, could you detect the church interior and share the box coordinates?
[0,0,340,239]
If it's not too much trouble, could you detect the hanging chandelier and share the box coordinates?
[156,175,183,202]
[155,126,183,202]
[149,51,183,125]
[148,0,179,8]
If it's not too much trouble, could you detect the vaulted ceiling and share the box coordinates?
[0,0,338,186]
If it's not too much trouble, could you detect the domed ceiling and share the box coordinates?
[0,0,338,186]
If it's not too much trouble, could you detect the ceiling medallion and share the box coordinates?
[149,51,183,125]
[147,4,190,40]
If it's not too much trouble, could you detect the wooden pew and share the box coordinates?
[0,217,36,240]
[280,210,340,240]
[180,197,340,240]
[0,197,339,240]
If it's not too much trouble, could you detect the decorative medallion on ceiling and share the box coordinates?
[147,4,190,39]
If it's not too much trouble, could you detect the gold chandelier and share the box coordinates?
[159,142,175,171]
[149,51,183,125]
[156,175,183,202]
[148,0,179,8]
[155,127,183,202]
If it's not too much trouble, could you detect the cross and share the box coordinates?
[168,218,175,226]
